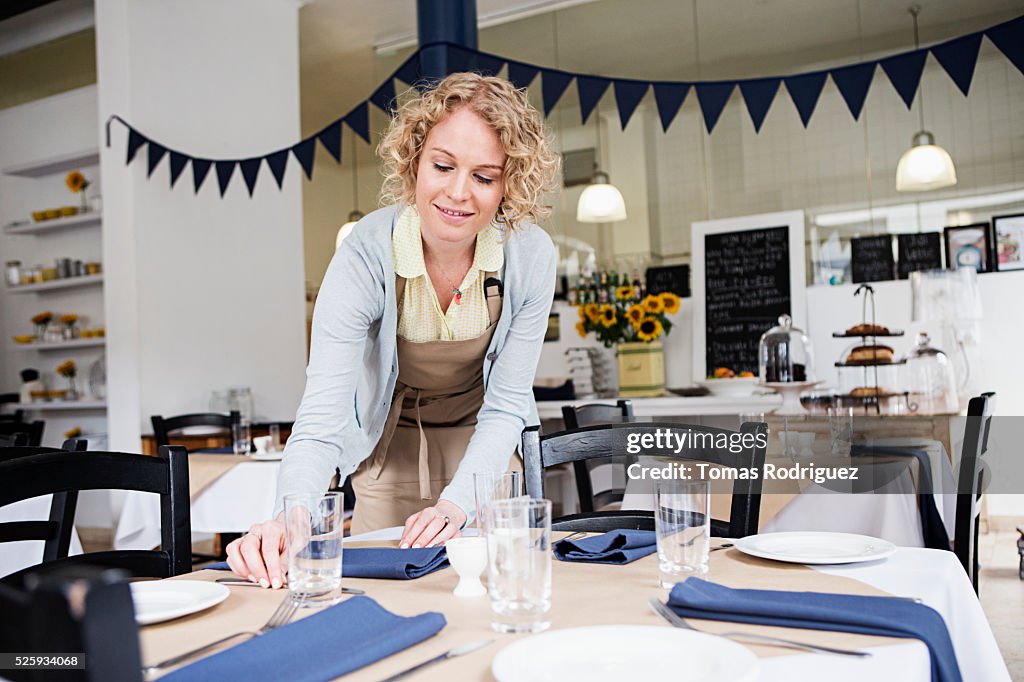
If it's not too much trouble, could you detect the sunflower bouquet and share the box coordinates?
[56,360,76,378]
[66,170,90,211]
[576,289,681,348]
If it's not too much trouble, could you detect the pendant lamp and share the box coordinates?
[576,106,627,223]
[336,136,365,249]
[896,5,957,192]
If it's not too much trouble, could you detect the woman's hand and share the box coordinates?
[225,514,287,588]
[400,500,466,549]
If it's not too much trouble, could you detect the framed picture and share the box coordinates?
[993,213,1024,272]
[943,223,992,273]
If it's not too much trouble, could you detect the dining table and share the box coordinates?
[139,528,1009,682]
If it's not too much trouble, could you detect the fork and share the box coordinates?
[142,594,301,675]
[647,597,870,658]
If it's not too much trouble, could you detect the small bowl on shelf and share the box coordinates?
[12,335,36,344]
[58,206,79,217]
[697,376,759,397]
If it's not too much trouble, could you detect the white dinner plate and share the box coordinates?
[697,377,758,397]
[734,531,896,565]
[250,451,283,461]
[130,580,230,625]
[491,625,759,682]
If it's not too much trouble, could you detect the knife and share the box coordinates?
[213,578,365,595]
[377,639,494,682]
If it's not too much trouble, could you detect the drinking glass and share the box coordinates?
[483,498,552,633]
[268,423,282,452]
[473,471,522,531]
[232,421,251,456]
[654,480,710,588]
[284,492,344,607]
[827,405,854,455]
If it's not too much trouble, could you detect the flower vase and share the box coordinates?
[79,191,89,214]
[615,341,665,397]
[65,376,79,401]
[34,323,47,340]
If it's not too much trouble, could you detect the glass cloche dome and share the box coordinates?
[901,331,959,414]
[758,314,815,383]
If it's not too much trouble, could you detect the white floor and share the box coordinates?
[978,529,1024,680]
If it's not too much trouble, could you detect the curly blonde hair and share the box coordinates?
[378,72,560,230]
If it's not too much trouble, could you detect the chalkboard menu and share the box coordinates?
[851,236,895,283]
[704,226,790,375]
[897,232,943,279]
[646,264,690,298]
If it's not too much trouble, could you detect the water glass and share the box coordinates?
[473,471,522,530]
[232,421,251,456]
[828,405,854,455]
[483,498,552,633]
[654,480,710,588]
[268,423,282,452]
[284,492,344,606]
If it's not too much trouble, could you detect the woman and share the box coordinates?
[226,72,560,588]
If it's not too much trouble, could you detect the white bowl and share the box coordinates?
[697,377,758,397]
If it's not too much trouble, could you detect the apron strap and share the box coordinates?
[415,392,431,500]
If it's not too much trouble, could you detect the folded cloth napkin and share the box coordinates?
[159,596,445,682]
[667,578,961,682]
[205,546,449,580]
[553,529,656,564]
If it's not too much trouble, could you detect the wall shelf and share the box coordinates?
[8,273,103,293]
[2,149,100,178]
[12,400,106,412]
[9,338,106,352]
[4,213,101,235]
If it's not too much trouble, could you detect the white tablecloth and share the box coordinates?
[0,495,84,578]
[114,461,280,550]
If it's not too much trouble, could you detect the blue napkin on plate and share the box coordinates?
[205,546,449,580]
[158,596,445,682]
[667,578,961,682]
[553,529,656,564]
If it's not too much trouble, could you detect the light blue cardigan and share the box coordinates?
[275,205,557,519]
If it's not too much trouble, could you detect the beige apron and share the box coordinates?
[350,273,517,534]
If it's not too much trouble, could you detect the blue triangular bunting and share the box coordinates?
[931,33,982,97]
[784,71,828,127]
[215,161,236,197]
[370,79,397,113]
[830,63,876,120]
[986,15,1024,76]
[239,158,261,197]
[652,83,690,132]
[507,61,540,90]
[614,81,648,129]
[168,151,188,188]
[292,139,316,180]
[695,82,734,134]
[346,103,370,144]
[880,49,928,109]
[577,75,611,124]
[738,78,780,132]
[541,69,573,116]
[471,50,504,77]
[146,142,166,177]
[126,129,146,165]
[445,44,473,73]
[192,158,212,194]
[394,53,422,88]
[266,149,289,189]
[317,120,342,162]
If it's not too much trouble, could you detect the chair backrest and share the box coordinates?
[0,420,44,447]
[0,432,29,447]
[561,400,634,513]
[0,408,25,423]
[0,566,142,682]
[523,421,768,537]
[0,445,191,586]
[151,410,241,448]
[954,391,995,593]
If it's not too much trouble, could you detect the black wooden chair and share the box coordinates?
[954,391,995,593]
[523,421,768,536]
[0,419,44,447]
[0,566,143,682]
[0,432,29,447]
[561,400,633,513]
[151,410,241,449]
[0,445,191,586]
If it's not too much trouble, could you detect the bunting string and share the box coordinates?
[105,14,1023,197]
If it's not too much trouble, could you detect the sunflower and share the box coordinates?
[598,304,617,327]
[64,426,82,439]
[659,292,681,314]
[59,313,79,325]
[643,294,664,314]
[626,304,645,328]
[616,285,634,301]
[31,311,53,325]
[65,170,89,194]
[583,302,601,323]
[636,316,663,342]
[56,360,76,377]
[575,321,587,338]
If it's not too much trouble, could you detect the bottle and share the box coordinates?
[567,280,579,306]
[632,268,644,300]
[597,271,609,303]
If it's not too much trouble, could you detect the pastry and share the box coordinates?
[845,323,890,335]
[845,345,894,364]
[850,386,884,398]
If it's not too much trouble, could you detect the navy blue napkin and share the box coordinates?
[553,529,656,564]
[158,596,445,682]
[205,546,449,580]
[667,578,961,682]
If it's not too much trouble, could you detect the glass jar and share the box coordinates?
[900,332,959,414]
[5,260,21,287]
[758,314,815,383]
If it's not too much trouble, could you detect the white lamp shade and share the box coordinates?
[335,221,357,249]
[896,132,957,192]
[577,182,627,223]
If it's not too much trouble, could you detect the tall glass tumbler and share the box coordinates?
[473,471,523,532]
[654,480,710,588]
[284,492,344,607]
[483,498,552,633]
[232,421,251,456]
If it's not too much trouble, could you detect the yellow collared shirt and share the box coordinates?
[392,207,504,342]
